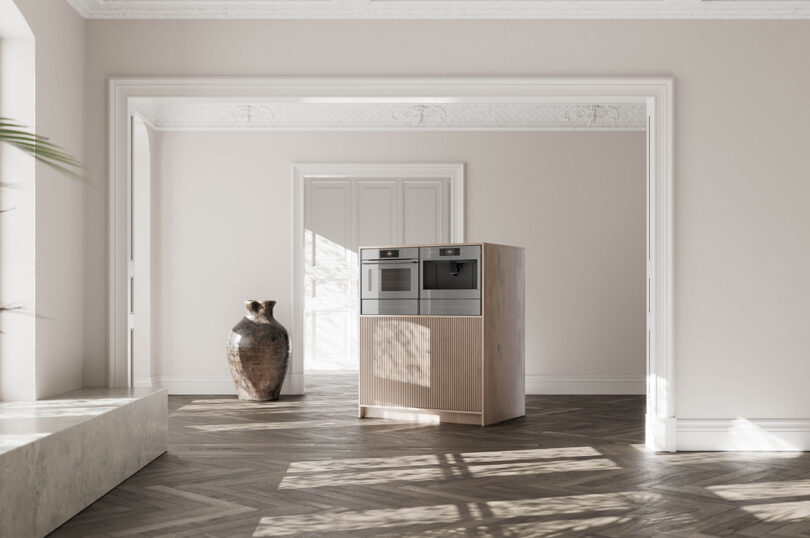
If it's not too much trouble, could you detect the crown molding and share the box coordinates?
[132,101,647,131]
[67,0,810,20]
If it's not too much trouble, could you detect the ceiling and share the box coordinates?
[67,0,810,20]
[132,101,648,131]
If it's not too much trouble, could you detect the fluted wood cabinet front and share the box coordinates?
[359,316,483,412]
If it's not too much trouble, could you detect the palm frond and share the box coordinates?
[0,118,83,181]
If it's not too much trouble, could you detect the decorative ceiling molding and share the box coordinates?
[132,101,647,131]
[67,0,810,19]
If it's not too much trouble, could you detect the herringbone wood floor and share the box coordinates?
[50,375,810,537]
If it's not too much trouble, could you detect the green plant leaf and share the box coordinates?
[0,118,84,181]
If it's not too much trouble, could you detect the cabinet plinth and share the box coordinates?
[358,242,525,426]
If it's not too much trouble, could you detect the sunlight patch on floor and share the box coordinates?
[288,453,442,473]
[278,447,618,489]
[425,516,632,538]
[460,446,601,463]
[281,459,618,489]
[286,447,601,474]
[279,465,449,488]
[707,479,810,523]
[742,500,810,523]
[709,479,810,501]
[465,458,619,480]
[253,492,658,536]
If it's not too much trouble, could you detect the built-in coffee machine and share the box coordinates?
[419,245,481,315]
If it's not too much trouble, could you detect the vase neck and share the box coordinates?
[245,300,275,322]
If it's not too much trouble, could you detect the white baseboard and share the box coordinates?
[133,376,157,388]
[134,373,304,396]
[677,419,810,451]
[525,374,645,395]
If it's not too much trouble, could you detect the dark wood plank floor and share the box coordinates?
[51,375,810,537]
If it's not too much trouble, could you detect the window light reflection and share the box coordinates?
[709,479,810,502]
[742,501,810,523]
[253,491,657,537]
[278,447,618,489]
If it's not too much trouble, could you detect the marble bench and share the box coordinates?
[0,386,167,537]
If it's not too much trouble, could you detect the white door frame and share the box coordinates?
[108,76,674,450]
[292,162,465,385]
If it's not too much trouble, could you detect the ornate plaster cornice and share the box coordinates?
[68,0,810,20]
[133,101,647,131]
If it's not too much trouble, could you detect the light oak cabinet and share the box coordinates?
[359,243,525,426]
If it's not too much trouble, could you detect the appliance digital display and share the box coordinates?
[380,249,399,258]
[439,248,460,256]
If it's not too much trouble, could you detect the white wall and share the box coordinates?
[9,0,86,399]
[82,19,810,422]
[131,118,152,384]
[144,129,645,391]
[0,2,35,400]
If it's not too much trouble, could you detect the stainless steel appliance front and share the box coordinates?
[419,298,481,316]
[419,245,482,315]
[361,299,420,315]
[360,247,419,315]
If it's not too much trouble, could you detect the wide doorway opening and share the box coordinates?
[111,77,673,450]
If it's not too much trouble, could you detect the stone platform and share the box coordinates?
[0,386,167,537]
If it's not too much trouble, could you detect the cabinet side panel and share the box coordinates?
[360,316,482,412]
[483,245,526,425]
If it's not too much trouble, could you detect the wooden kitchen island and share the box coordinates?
[359,242,525,426]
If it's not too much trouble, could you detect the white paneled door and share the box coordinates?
[304,175,453,371]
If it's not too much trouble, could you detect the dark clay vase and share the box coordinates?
[226,300,290,401]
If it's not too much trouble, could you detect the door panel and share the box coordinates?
[310,181,353,267]
[402,179,449,245]
[357,181,398,248]
[304,181,356,371]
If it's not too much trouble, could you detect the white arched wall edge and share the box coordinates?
[108,76,675,451]
[129,115,152,389]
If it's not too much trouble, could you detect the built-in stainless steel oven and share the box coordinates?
[360,247,419,315]
[419,245,482,315]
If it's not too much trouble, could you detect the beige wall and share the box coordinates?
[3,0,85,399]
[147,129,645,385]
[83,20,810,419]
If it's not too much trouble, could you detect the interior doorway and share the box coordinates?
[295,164,465,372]
[109,77,674,450]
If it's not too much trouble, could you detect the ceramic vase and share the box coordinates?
[226,300,290,401]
